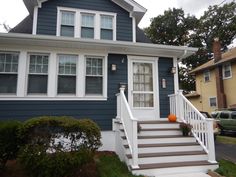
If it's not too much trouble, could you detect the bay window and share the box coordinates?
[85,57,104,95]
[57,55,77,94]
[0,52,19,94]
[28,54,49,94]
[60,11,75,37]
[81,14,95,39]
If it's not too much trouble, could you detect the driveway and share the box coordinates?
[215,141,236,163]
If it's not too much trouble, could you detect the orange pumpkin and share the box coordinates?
[168,114,177,122]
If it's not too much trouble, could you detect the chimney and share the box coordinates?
[213,37,221,63]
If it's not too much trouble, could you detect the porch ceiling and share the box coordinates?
[0,33,198,59]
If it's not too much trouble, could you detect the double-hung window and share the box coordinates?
[0,52,19,94]
[100,15,113,40]
[85,57,103,95]
[28,54,49,94]
[58,55,77,94]
[209,97,217,107]
[203,70,210,82]
[60,11,75,37]
[81,14,95,39]
[223,63,232,79]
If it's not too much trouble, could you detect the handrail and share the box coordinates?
[169,90,216,163]
[116,87,139,168]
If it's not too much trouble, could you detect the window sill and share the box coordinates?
[0,96,108,101]
[223,76,232,80]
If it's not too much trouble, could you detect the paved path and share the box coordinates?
[215,141,236,163]
[158,173,211,177]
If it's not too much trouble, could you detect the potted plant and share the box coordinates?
[179,122,192,136]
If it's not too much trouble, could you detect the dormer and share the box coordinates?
[20,0,146,42]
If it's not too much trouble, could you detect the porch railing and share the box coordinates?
[116,87,139,169]
[169,90,216,163]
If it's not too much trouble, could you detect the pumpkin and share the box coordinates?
[168,114,177,122]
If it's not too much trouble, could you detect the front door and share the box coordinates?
[128,57,159,120]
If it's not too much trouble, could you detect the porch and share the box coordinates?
[113,88,218,176]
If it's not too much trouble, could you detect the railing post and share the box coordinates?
[206,118,216,163]
[132,121,139,169]
[177,90,183,121]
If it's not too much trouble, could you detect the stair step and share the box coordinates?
[140,128,180,131]
[138,135,192,139]
[139,121,179,124]
[126,151,206,159]
[132,161,218,170]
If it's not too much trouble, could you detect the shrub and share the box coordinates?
[19,145,93,177]
[0,121,22,170]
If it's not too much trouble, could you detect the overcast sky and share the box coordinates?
[0,0,235,46]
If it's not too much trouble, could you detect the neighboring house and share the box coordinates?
[187,40,236,114]
[0,0,218,176]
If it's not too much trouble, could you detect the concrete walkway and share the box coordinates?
[158,172,211,177]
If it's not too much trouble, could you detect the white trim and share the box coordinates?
[32,6,38,35]
[56,7,117,41]
[0,97,108,101]
[222,62,232,80]
[209,97,217,108]
[17,51,27,97]
[48,52,57,97]
[132,17,136,42]
[173,57,179,94]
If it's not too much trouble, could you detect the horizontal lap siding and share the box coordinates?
[37,0,133,41]
[0,54,128,130]
[158,57,174,118]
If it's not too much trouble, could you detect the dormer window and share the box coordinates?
[101,15,113,40]
[60,11,75,37]
[57,7,116,40]
[81,14,95,39]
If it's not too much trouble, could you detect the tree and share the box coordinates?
[145,2,236,92]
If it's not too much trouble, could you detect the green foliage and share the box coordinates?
[0,121,22,170]
[18,116,102,152]
[18,145,93,177]
[215,159,236,177]
[145,2,236,92]
[97,153,144,177]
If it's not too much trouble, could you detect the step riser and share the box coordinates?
[133,137,196,144]
[139,130,182,136]
[136,146,203,154]
[128,154,208,165]
[140,124,180,129]
[132,164,219,177]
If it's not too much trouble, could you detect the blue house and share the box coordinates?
[0,0,218,176]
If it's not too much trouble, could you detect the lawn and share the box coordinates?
[0,152,144,177]
[216,135,236,145]
[215,159,236,177]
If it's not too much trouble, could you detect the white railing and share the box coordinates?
[116,87,139,169]
[169,90,216,163]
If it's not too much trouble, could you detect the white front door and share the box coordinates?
[128,57,159,120]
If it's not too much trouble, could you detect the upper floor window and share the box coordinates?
[101,15,113,40]
[60,11,75,37]
[57,55,77,94]
[209,97,217,107]
[0,52,19,94]
[203,70,210,82]
[81,14,95,39]
[57,7,116,40]
[28,54,49,94]
[222,63,232,79]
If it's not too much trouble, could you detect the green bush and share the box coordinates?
[19,145,93,177]
[17,116,102,177]
[18,116,102,152]
[0,121,22,170]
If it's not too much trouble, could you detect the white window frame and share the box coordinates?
[0,51,19,95]
[203,70,210,82]
[26,53,50,96]
[56,7,117,41]
[222,62,232,79]
[209,97,217,108]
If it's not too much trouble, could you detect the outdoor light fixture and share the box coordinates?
[171,67,176,74]
[111,64,117,71]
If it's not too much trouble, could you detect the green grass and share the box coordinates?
[96,154,144,177]
[215,159,236,177]
[216,135,236,145]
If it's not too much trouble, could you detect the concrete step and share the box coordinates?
[139,128,182,136]
[139,121,180,129]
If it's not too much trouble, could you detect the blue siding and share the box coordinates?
[37,0,133,41]
[158,57,174,118]
[0,54,128,130]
